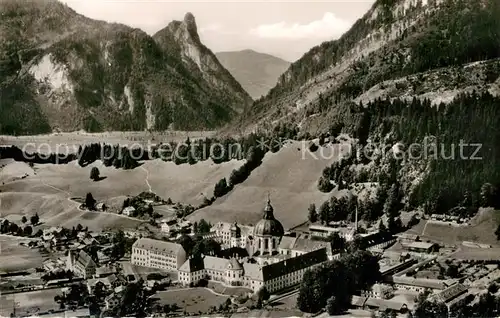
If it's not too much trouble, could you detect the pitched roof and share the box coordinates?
[433,283,468,303]
[179,257,205,273]
[403,241,437,250]
[228,258,243,270]
[243,262,263,281]
[391,276,446,290]
[261,248,328,281]
[351,295,367,307]
[278,236,296,250]
[279,236,331,254]
[75,250,96,268]
[132,238,185,255]
[204,256,230,271]
[365,298,407,311]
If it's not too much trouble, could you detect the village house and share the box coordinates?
[66,250,97,279]
[86,275,117,294]
[160,219,178,234]
[429,283,469,310]
[362,283,395,299]
[122,206,135,216]
[387,276,450,293]
[402,241,439,254]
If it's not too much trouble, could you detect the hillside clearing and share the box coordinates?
[0,158,242,231]
[188,141,346,229]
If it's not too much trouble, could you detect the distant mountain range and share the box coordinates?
[0,0,251,135]
[216,49,290,100]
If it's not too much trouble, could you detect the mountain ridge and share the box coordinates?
[216,49,290,99]
[0,2,251,135]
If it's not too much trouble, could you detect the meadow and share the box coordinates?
[154,288,229,314]
[1,137,345,232]
[0,235,45,273]
[188,141,346,229]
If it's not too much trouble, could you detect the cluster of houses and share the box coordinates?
[159,218,193,237]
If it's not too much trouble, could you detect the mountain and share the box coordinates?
[231,0,500,218]
[0,1,251,135]
[215,49,290,99]
[236,0,500,133]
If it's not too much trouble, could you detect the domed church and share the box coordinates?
[252,196,284,257]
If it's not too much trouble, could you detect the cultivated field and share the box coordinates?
[0,287,62,317]
[0,235,45,272]
[1,136,343,231]
[188,141,346,229]
[407,208,500,246]
[0,157,242,231]
[154,288,228,314]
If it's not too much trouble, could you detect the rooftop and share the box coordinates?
[133,238,185,255]
[391,276,447,290]
[402,242,437,250]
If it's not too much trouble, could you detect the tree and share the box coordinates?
[326,295,351,315]
[30,213,39,225]
[414,301,448,318]
[214,178,230,198]
[328,232,346,252]
[318,176,334,193]
[85,193,96,211]
[319,201,330,225]
[480,183,497,207]
[388,217,403,234]
[308,204,318,223]
[178,235,195,256]
[384,183,401,218]
[379,220,388,234]
[197,219,211,234]
[297,260,353,313]
[23,226,32,236]
[90,167,100,181]
[118,279,148,316]
[488,283,499,294]
[446,264,459,278]
[21,216,27,223]
[9,223,19,234]
[342,250,381,292]
[258,287,270,303]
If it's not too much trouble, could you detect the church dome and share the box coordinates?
[253,199,284,237]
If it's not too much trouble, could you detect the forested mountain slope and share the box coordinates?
[0,1,251,135]
[229,0,500,219]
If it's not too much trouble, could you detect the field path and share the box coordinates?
[140,166,153,193]
[37,174,144,223]
[39,178,71,196]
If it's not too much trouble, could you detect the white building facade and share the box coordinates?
[131,238,187,270]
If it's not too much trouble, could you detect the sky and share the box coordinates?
[60,0,375,62]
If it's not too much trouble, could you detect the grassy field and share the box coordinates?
[0,235,45,272]
[0,156,242,231]
[188,141,346,229]
[1,137,344,231]
[0,288,63,317]
[154,288,228,315]
[451,246,500,261]
[406,208,500,246]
